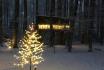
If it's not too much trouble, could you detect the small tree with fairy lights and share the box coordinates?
[6,38,14,50]
[14,23,44,70]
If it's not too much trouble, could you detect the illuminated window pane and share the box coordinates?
[38,24,50,29]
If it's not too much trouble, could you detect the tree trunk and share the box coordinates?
[13,0,19,48]
[0,0,2,31]
[0,0,3,46]
[67,0,78,52]
[87,0,95,52]
[0,0,2,32]
[24,0,27,31]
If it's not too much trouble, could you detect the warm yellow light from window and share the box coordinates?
[38,24,50,29]
[65,25,70,29]
[38,24,70,30]
[53,25,64,30]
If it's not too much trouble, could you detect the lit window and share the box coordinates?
[38,24,50,29]
[53,25,64,30]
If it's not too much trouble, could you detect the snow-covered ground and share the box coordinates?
[0,45,104,70]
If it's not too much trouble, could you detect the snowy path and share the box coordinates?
[0,45,104,70]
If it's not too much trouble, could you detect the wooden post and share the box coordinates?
[34,67,37,70]
[30,58,32,70]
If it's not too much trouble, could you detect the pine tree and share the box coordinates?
[14,23,44,70]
